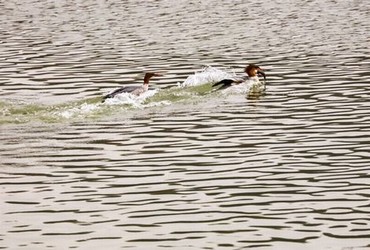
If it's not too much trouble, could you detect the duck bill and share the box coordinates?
[257,70,266,81]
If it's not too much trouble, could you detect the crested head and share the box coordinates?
[245,64,266,80]
[245,64,260,77]
[144,72,163,84]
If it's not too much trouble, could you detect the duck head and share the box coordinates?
[144,72,163,84]
[245,64,266,81]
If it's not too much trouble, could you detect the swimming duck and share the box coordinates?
[102,72,162,102]
[212,64,266,90]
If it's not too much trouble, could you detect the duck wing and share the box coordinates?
[103,86,139,101]
[212,79,236,90]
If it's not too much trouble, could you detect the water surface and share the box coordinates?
[1,0,370,249]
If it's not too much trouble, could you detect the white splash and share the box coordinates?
[143,100,172,107]
[57,103,100,119]
[179,66,236,87]
[103,89,158,107]
[178,66,266,95]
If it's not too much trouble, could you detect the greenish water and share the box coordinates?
[1,80,263,124]
[0,98,101,124]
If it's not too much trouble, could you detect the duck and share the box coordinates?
[102,72,162,102]
[212,64,266,91]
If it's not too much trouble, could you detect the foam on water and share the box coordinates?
[56,102,101,119]
[102,89,158,107]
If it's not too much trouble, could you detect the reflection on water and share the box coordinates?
[1,0,370,249]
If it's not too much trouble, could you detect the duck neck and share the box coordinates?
[144,74,152,85]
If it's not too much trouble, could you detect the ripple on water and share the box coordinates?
[1,0,370,249]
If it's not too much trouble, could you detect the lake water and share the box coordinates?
[1,0,370,249]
